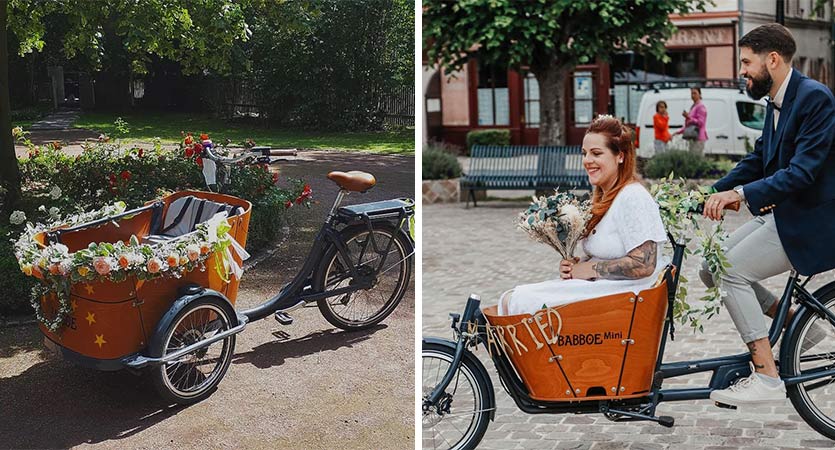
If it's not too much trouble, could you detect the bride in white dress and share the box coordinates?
[500,116,668,316]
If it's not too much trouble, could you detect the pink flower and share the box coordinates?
[93,257,111,276]
[147,258,162,274]
[186,245,200,262]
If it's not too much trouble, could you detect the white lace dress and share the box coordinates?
[500,183,669,316]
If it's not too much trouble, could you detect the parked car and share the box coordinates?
[635,87,766,158]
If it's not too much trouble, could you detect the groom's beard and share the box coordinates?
[746,67,773,100]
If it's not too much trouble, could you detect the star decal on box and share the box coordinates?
[94,334,107,348]
[85,312,96,326]
[84,284,95,295]
[71,299,78,311]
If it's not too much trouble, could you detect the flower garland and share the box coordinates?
[14,202,237,333]
[651,175,731,332]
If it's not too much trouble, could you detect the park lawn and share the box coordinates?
[74,111,414,155]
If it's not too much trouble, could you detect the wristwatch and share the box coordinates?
[733,185,746,205]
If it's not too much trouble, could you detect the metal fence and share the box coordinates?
[380,85,415,126]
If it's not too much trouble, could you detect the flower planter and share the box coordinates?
[422,179,460,204]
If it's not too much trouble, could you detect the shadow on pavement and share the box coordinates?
[231,325,386,369]
[0,358,183,448]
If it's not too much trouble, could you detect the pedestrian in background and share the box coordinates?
[676,87,708,155]
[653,100,671,154]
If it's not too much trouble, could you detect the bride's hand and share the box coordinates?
[559,257,580,279]
[570,261,597,280]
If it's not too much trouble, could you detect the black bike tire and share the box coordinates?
[150,296,236,405]
[422,342,491,450]
[313,223,412,331]
[783,289,835,440]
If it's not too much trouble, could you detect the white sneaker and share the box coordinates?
[801,321,829,354]
[709,372,786,407]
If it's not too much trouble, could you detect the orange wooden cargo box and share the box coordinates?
[36,191,251,364]
[482,276,669,402]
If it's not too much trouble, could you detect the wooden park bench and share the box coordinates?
[461,145,592,207]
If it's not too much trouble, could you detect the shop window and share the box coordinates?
[523,73,540,128]
[572,71,594,125]
[477,62,509,126]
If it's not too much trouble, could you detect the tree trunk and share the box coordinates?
[534,62,572,146]
[0,2,22,215]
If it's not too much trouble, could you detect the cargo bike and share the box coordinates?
[423,202,835,449]
[25,150,414,405]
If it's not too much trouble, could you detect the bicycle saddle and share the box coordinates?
[327,171,376,192]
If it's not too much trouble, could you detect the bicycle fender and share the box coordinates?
[147,286,237,358]
[423,336,496,420]
[780,280,835,365]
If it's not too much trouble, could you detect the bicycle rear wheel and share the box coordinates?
[314,223,412,330]
[783,288,835,439]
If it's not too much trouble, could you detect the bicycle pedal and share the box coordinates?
[274,311,294,325]
[714,401,737,410]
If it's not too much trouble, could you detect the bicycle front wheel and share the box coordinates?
[783,288,835,439]
[314,223,413,330]
[422,341,492,450]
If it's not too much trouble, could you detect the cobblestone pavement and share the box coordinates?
[422,200,835,450]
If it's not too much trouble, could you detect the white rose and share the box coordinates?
[9,210,26,225]
[49,186,62,200]
[48,207,61,220]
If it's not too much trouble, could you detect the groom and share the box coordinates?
[701,23,835,406]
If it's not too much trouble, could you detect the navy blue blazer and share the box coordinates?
[714,70,835,276]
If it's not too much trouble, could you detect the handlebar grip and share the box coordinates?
[690,200,740,214]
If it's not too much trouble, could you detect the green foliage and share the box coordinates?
[422,145,462,180]
[651,175,731,332]
[113,117,130,137]
[7,0,250,76]
[247,0,414,130]
[0,224,36,315]
[644,150,715,179]
[465,129,510,155]
[424,0,709,73]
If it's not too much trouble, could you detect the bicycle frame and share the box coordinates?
[426,232,835,425]
[241,189,414,322]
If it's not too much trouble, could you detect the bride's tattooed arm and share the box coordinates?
[591,240,657,280]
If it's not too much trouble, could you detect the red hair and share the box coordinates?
[583,115,639,236]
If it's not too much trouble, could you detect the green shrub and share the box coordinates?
[466,129,510,155]
[644,150,714,179]
[423,146,462,180]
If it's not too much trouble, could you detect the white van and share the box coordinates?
[635,88,766,158]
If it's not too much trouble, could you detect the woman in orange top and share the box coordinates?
[653,100,671,154]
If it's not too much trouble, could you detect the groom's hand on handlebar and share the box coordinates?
[703,191,741,221]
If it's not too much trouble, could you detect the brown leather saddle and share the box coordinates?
[327,171,376,192]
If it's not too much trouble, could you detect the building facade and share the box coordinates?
[424,0,833,147]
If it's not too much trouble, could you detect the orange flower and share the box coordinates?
[147,258,162,274]
[48,263,61,275]
[21,265,33,276]
[179,256,188,266]
[200,133,209,141]
[32,265,43,278]
[77,266,90,277]
[166,254,179,268]
[184,134,194,145]
[200,244,210,255]
[118,255,130,269]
